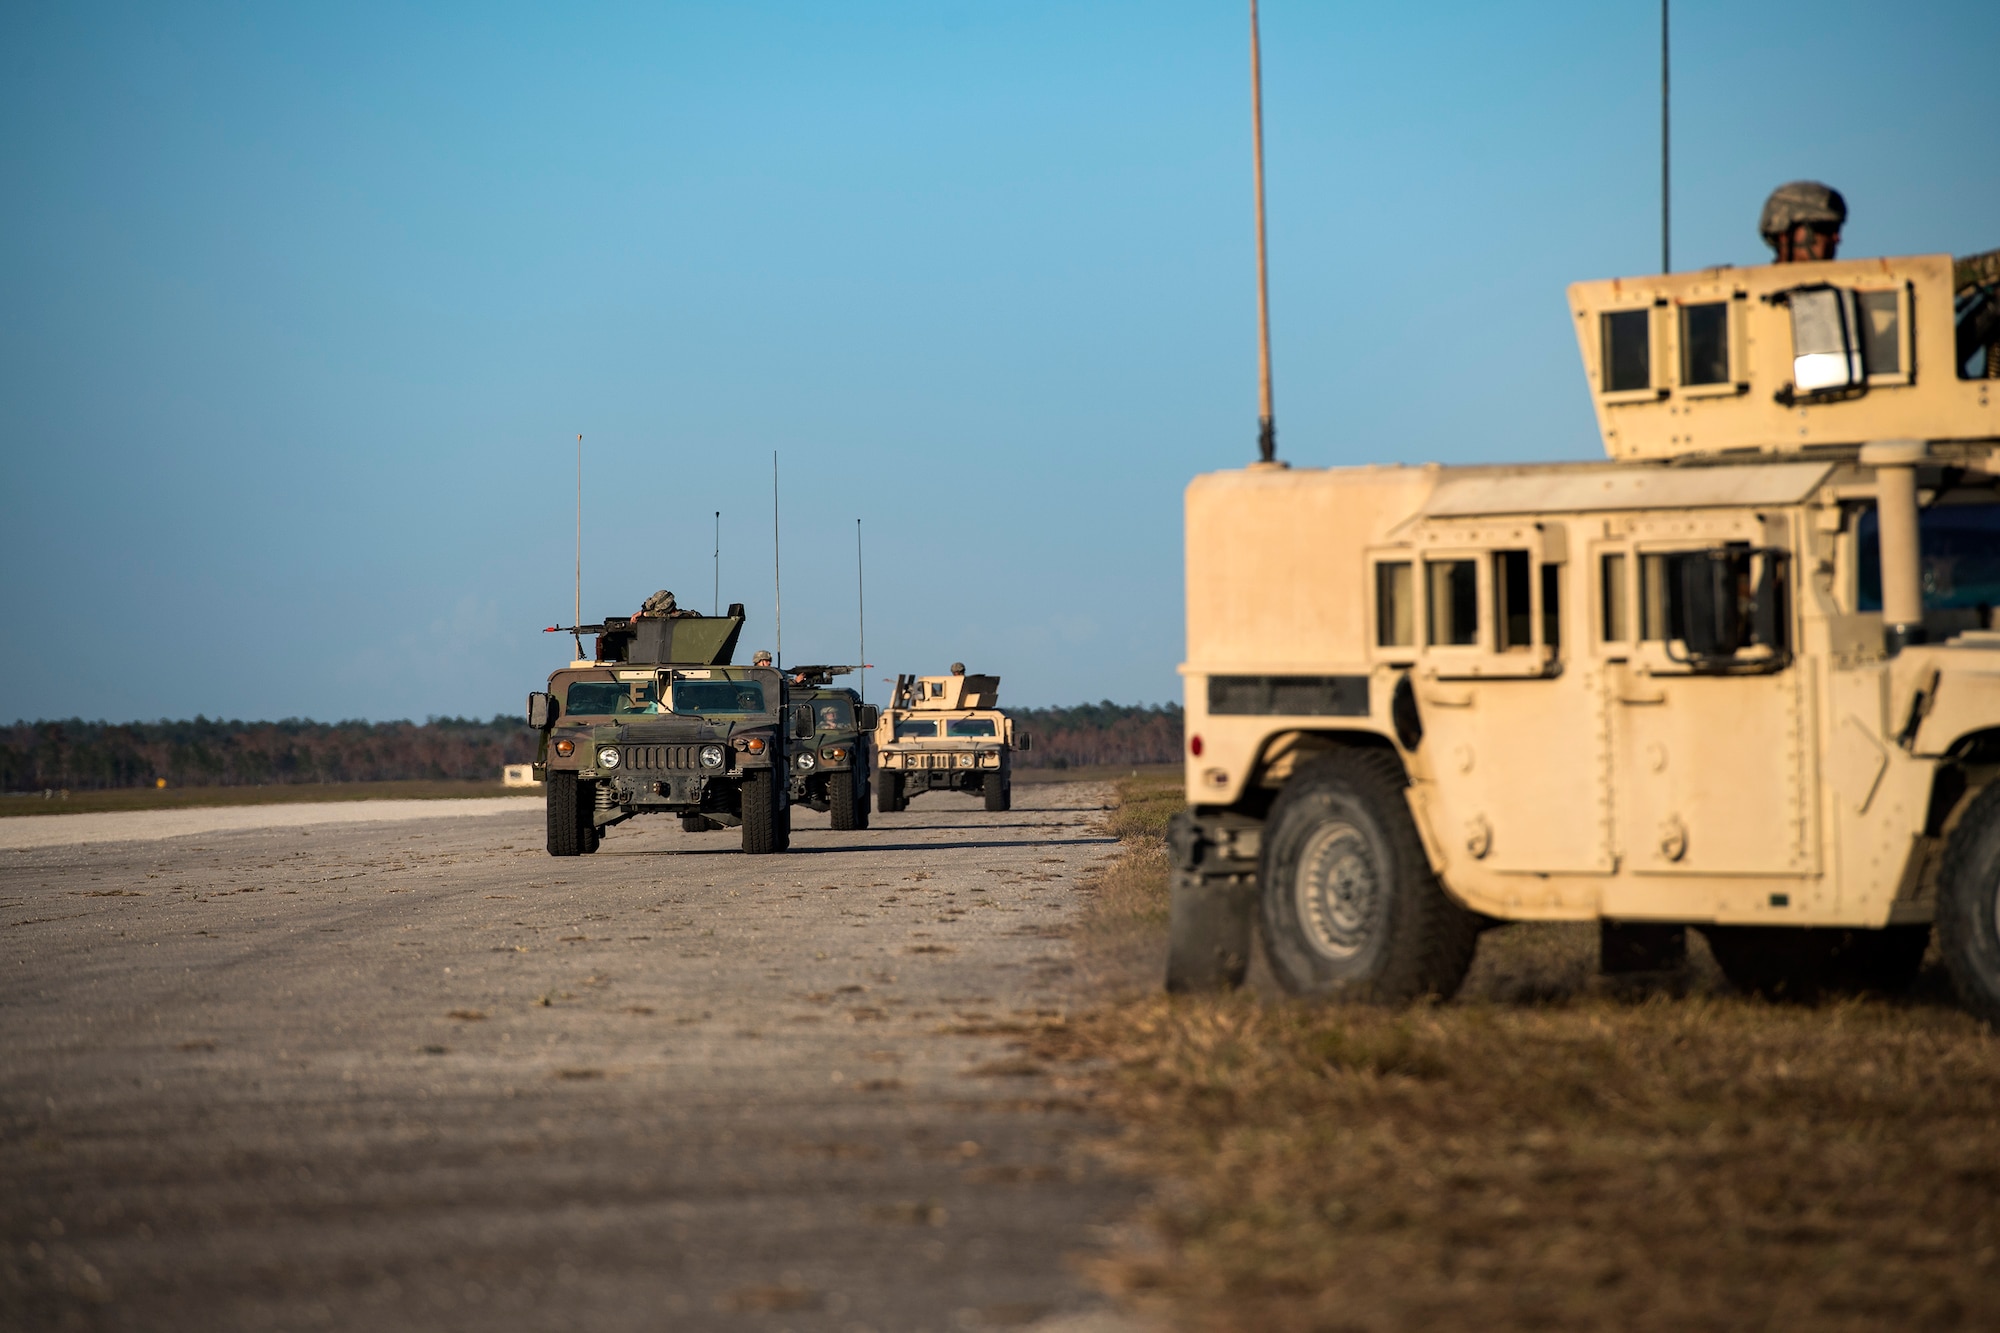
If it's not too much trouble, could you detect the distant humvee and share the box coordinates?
[528,602,814,856]
[872,671,1030,812]
[782,665,879,831]
[1169,247,2000,1024]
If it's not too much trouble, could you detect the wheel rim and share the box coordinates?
[1294,818,1381,961]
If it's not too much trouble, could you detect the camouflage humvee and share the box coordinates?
[1168,245,2000,1025]
[782,665,879,831]
[528,602,813,856]
[872,670,1030,812]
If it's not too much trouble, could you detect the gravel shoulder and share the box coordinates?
[1,783,1151,1332]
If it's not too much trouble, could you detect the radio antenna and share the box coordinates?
[772,451,782,670]
[1660,0,1671,273]
[573,433,584,659]
[713,510,721,615]
[856,518,866,705]
[1249,0,1277,464]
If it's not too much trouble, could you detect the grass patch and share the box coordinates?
[0,780,533,817]
[1045,775,2000,1331]
[1014,762,1181,787]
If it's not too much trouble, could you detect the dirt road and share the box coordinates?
[1,785,1147,1333]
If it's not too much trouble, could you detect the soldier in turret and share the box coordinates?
[1759,181,1845,263]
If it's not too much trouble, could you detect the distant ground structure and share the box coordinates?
[501,765,536,787]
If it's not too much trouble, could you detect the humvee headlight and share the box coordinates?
[554,739,575,757]
[596,747,621,768]
[956,753,975,768]
[796,752,817,772]
[821,746,846,763]
[699,744,724,769]
[734,736,767,755]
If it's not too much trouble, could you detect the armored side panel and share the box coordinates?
[911,674,1001,710]
[596,609,746,666]
[1568,252,2000,462]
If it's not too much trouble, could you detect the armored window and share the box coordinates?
[1375,561,1414,647]
[1541,563,1563,651]
[1857,500,2000,613]
[1600,553,1629,642]
[1493,551,1532,651]
[1638,547,1791,668]
[945,718,997,738]
[669,680,766,715]
[1601,310,1650,392]
[1639,553,1674,641]
[894,719,939,740]
[1681,303,1729,386]
[565,681,628,716]
[1426,559,1478,646]
[1789,286,1865,393]
[1856,290,1901,378]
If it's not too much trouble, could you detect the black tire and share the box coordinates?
[1939,782,2000,1027]
[547,771,583,856]
[680,813,712,833]
[578,780,601,853]
[830,769,862,831]
[741,769,781,855]
[983,771,1011,812]
[1258,750,1479,1002]
[878,772,905,814]
[854,773,871,830]
[1702,924,1930,1000]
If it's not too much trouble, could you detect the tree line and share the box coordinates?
[2,702,1183,790]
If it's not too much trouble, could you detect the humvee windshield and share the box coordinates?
[894,719,939,740]
[812,697,854,729]
[945,718,997,737]
[670,680,768,715]
[1859,501,2000,612]
[565,680,659,716]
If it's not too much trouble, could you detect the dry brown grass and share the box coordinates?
[1043,775,2000,1332]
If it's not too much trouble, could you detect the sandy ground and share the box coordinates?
[0,798,545,851]
[1,784,1152,1333]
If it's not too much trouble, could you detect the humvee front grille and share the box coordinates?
[620,744,704,772]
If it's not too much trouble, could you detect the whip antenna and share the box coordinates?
[1249,0,1277,463]
[714,510,721,615]
[856,518,866,705]
[772,451,782,670]
[573,433,584,659]
[1660,0,1671,273]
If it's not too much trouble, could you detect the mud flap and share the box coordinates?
[1164,810,1263,993]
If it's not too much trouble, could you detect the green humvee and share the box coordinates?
[781,665,879,832]
[528,602,813,856]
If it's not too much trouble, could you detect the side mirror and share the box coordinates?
[1674,550,1736,661]
[1016,732,1033,752]
[793,705,815,739]
[527,692,557,729]
[856,705,879,731]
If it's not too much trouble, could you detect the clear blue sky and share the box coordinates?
[4,2,1995,723]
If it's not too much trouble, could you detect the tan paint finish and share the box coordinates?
[1568,253,1998,462]
[1182,251,2000,929]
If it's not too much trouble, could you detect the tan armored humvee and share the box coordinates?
[1169,247,2000,1023]
[872,670,1030,812]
